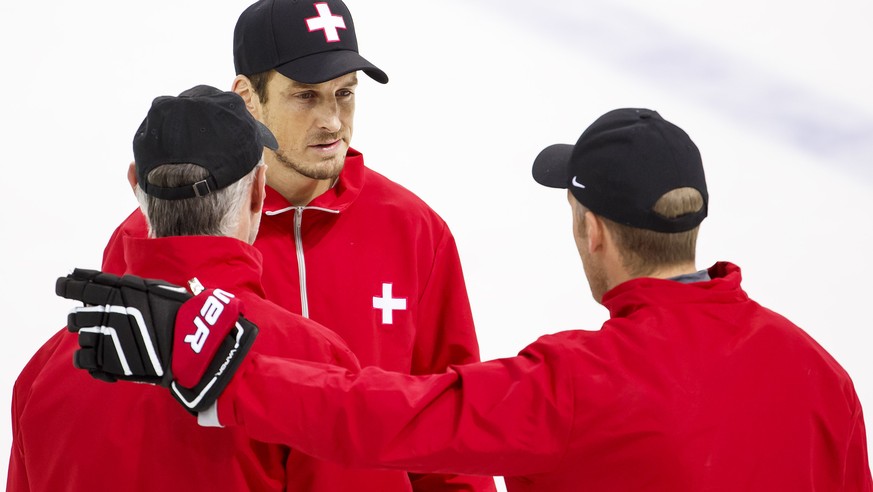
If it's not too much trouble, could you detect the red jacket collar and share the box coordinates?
[263,148,365,213]
[602,262,748,318]
[123,235,266,297]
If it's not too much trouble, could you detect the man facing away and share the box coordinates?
[8,87,366,491]
[100,1,494,490]
[64,108,873,491]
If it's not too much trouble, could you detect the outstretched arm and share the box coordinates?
[59,269,575,479]
[216,339,575,478]
[57,268,257,413]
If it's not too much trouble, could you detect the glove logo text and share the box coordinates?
[184,289,235,354]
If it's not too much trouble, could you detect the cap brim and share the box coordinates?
[255,120,279,151]
[274,50,388,84]
[532,144,574,189]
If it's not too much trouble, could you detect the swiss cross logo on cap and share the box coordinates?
[306,2,347,43]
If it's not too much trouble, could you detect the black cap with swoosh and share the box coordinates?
[532,108,708,233]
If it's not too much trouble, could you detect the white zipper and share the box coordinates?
[294,208,309,318]
[266,205,340,318]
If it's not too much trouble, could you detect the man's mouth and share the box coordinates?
[310,139,341,151]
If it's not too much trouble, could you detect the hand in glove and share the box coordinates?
[56,268,258,413]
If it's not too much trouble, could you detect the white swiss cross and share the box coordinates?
[305,3,347,43]
[373,283,406,325]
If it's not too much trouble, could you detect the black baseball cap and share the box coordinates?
[532,108,708,233]
[233,0,388,84]
[133,85,279,200]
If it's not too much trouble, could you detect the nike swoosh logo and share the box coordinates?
[571,176,586,189]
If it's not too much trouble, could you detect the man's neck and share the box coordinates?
[642,262,699,281]
[608,262,699,290]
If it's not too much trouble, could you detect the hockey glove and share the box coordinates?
[56,268,258,413]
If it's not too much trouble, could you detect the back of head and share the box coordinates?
[601,187,704,275]
[532,108,708,275]
[132,85,278,238]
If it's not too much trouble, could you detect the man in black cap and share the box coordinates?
[9,86,365,491]
[98,1,492,491]
[60,108,873,491]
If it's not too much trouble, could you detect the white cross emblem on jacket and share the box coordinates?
[373,283,406,325]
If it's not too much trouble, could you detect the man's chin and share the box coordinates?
[274,150,346,180]
[298,159,345,181]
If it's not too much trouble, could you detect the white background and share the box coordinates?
[1,0,871,489]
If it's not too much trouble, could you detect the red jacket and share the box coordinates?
[99,150,494,491]
[216,263,873,492]
[7,236,380,491]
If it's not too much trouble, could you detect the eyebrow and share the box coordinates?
[289,74,359,90]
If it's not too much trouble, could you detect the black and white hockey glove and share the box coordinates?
[56,268,258,413]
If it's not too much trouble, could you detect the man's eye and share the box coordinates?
[297,92,315,100]
[337,90,353,97]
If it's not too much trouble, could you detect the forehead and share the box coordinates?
[278,71,359,90]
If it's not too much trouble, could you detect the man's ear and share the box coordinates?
[127,162,138,195]
[250,164,268,215]
[585,211,605,255]
[232,75,262,120]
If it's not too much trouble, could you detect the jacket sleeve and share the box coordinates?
[217,338,574,479]
[295,316,362,373]
[410,225,481,374]
[844,402,873,491]
[101,208,148,275]
[269,316,418,490]
[409,223,495,491]
[7,383,30,492]
[7,331,67,492]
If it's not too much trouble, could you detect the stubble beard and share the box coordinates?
[273,136,347,181]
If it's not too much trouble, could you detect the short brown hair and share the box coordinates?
[247,70,275,104]
[595,187,704,276]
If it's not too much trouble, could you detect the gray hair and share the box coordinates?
[135,159,264,238]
